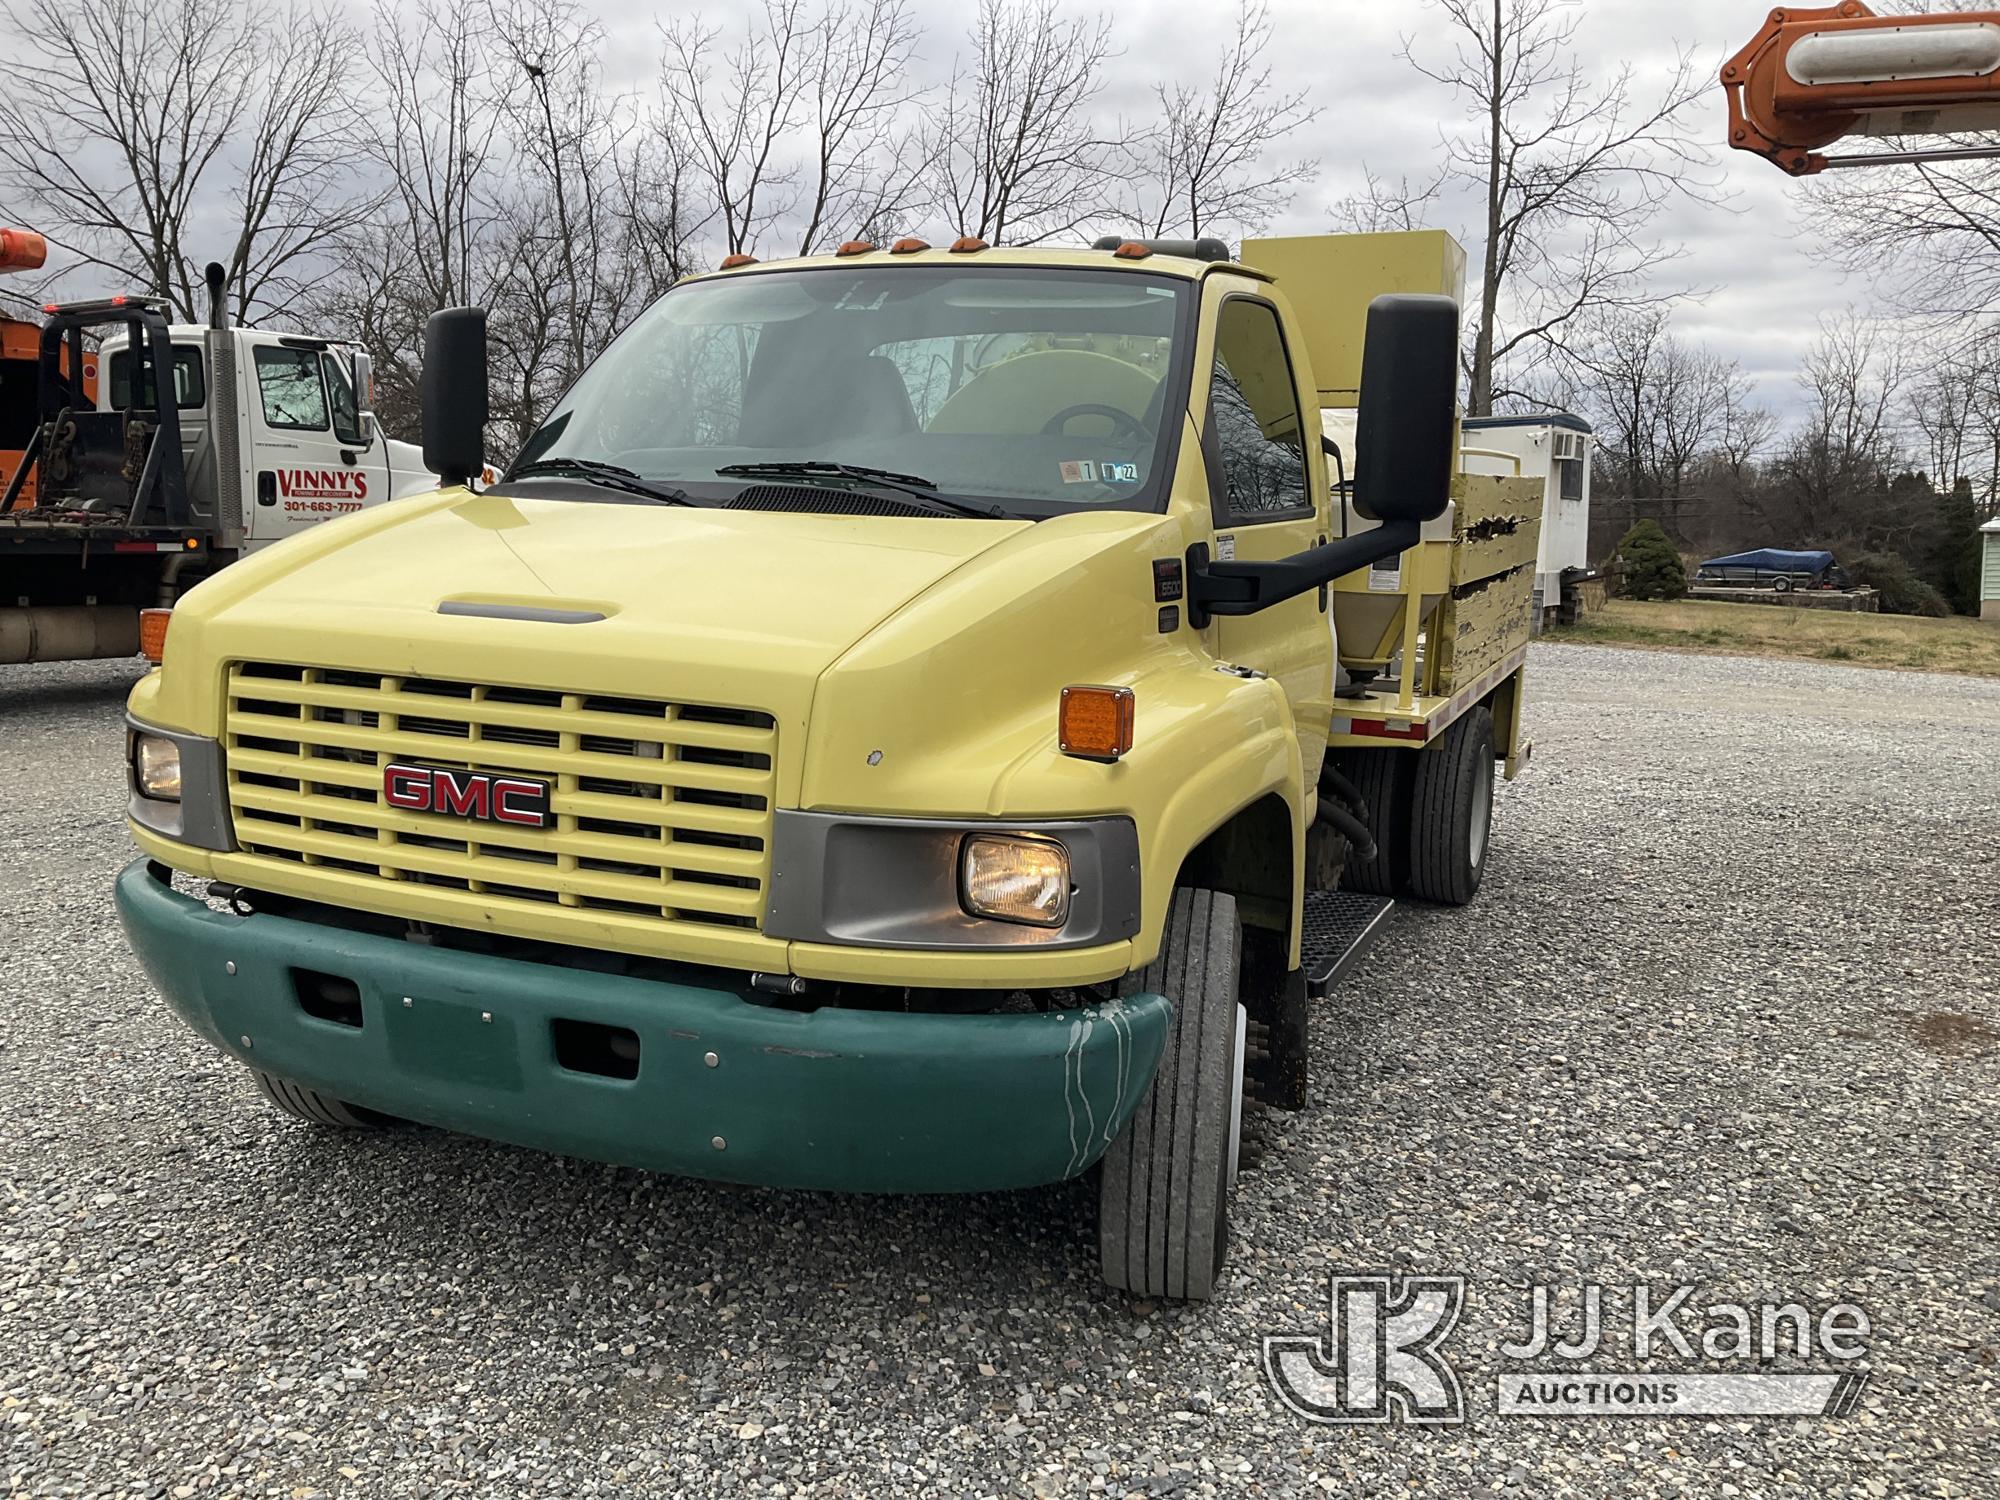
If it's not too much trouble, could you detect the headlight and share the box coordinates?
[961,835,1071,928]
[132,733,183,801]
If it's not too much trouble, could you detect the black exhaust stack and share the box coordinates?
[204,262,227,331]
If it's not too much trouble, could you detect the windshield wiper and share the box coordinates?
[713,461,1005,519]
[508,457,695,506]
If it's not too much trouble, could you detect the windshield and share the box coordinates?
[510,265,1193,516]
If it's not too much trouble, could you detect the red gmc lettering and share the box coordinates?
[383,763,433,811]
[491,778,550,826]
[433,770,489,819]
[381,763,552,828]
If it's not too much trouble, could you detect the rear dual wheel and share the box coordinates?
[1407,706,1496,906]
[1336,705,1497,907]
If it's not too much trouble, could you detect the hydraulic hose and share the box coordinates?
[1315,794,1377,864]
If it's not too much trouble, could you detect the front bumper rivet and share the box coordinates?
[481,1011,493,1024]
[239,1035,252,1049]
[711,1135,727,1151]
[225,961,236,976]
[402,997,413,1008]
[703,1051,719,1068]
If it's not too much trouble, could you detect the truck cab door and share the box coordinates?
[242,337,385,548]
[1195,288,1335,767]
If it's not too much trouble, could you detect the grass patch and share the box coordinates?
[1547,599,2000,678]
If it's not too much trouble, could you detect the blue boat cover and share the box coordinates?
[1699,548,1836,572]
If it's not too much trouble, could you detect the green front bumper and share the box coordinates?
[115,860,1169,1193]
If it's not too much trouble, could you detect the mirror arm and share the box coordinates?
[1187,522,1419,624]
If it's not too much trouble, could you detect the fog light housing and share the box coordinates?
[961,835,1071,928]
[132,732,183,801]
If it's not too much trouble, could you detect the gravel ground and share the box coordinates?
[2,644,1997,1499]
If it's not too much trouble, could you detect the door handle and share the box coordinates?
[256,471,276,507]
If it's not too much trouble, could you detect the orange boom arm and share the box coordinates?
[1724,1,2000,173]
[0,227,47,273]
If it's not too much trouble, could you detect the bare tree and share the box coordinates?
[222,12,379,322]
[613,126,715,300]
[1126,0,1320,242]
[793,0,927,253]
[1803,160,2000,324]
[0,0,368,321]
[490,0,653,416]
[660,0,815,256]
[1335,167,1447,235]
[1766,315,1906,544]
[1715,376,1776,493]
[1563,307,1742,523]
[1903,342,1988,500]
[922,0,1124,246]
[1349,0,1717,414]
[301,0,511,437]
[361,0,508,314]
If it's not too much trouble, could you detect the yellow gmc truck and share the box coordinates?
[116,231,1540,1300]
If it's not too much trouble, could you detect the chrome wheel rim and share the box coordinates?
[1469,753,1494,869]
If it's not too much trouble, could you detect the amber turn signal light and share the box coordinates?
[1112,242,1152,259]
[948,236,989,253]
[719,253,758,269]
[836,240,877,256]
[889,237,930,254]
[1059,685,1135,762]
[138,608,171,665]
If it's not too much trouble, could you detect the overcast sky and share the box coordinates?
[589,0,1856,423]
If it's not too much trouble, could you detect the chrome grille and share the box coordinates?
[223,663,776,929]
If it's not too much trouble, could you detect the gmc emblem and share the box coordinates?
[382,762,553,829]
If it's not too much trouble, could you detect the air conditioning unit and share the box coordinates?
[1552,431,1587,462]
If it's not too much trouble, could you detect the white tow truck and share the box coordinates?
[1,261,437,666]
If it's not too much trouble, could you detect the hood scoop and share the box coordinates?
[728,484,936,518]
[436,600,607,624]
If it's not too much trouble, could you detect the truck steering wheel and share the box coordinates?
[1040,403,1151,442]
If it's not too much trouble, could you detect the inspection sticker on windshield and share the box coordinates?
[1060,460,1098,484]
[1099,461,1140,484]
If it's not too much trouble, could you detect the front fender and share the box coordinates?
[1137,672,1306,969]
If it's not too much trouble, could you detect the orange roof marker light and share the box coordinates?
[836,240,878,256]
[719,253,758,269]
[889,237,930,254]
[948,236,989,253]
[138,609,171,665]
[1059,685,1135,763]
[1112,242,1153,260]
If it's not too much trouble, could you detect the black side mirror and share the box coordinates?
[422,307,489,488]
[1351,293,1458,524]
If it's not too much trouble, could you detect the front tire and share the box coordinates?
[251,1070,398,1130]
[1099,888,1244,1301]
[1406,706,1496,906]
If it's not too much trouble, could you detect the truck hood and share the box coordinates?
[162,491,1034,790]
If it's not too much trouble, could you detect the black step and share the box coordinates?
[1302,890,1396,999]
